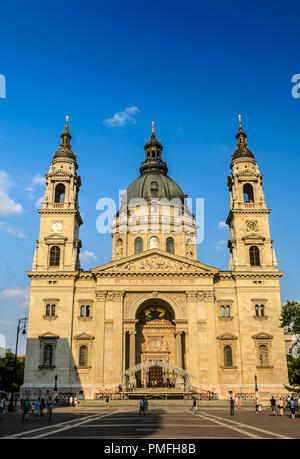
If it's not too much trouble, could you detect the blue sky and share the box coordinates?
[0,0,300,354]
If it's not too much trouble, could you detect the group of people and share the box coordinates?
[270,395,299,418]
[138,396,149,415]
[21,396,53,421]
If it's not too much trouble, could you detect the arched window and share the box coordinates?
[86,305,90,317]
[134,237,143,254]
[243,183,254,203]
[224,345,233,367]
[43,344,53,366]
[166,237,174,254]
[249,246,260,266]
[220,305,225,317]
[79,345,88,367]
[46,304,50,316]
[149,236,159,249]
[259,345,268,365]
[80,305,85,317]
[225,305,231,317]
[255,304,259,316]
[51,304,56,316]
[260,304,265,316]
[49,246,60,266]
[54,184,65,203]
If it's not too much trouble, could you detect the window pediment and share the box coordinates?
[74,332,95,341]
[39,331,59,339]
[242,234,265,244]
[217,333,238,341]
[252,332,273,340]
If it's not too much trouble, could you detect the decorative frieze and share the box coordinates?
[186,290,214,302]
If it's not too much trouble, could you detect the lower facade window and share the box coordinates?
[79,345,88,366]
[224,345,233,367]
[255,304,265,316]
[46,304,56,316]
[43,344,53,366]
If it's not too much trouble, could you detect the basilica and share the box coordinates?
[22,117,288,399]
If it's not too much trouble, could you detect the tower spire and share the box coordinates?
[231,115,255,161]
[53,116,77,164]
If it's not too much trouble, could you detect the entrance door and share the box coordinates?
[149,366,163,387]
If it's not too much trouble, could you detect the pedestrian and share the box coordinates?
[105,397,109,408]
[255,398,260,413]
[234,394,238,406]
[22,398,30,421]
[289,397,296,419]
[139,396,145,415]
[278,397,284,416]
[35,398,41,420]
[238,396,242,409]
[0,396,5,420]
[40,398,45,416]
[69,395,73,407]
[230,397,234,415]
[192,398,197,415]
[270,396,276,416]
[31,400,36,417]
[47,397,53,422]
[144,398,149,415]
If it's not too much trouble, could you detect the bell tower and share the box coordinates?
[32,117,83,272]
[226,116,278,271]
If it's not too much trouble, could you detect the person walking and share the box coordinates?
[31,400,36,418]
[47,397,53,422]
[35,398,41,420]
[255,398,260,413]
[230,397,234,415]
[192,398,197,415]
[289,397,296,419]
[270,396,276,416]
[22,398,30,421]
[144,398,149,415]
[0,396,5,420]
[139,396,145,415]
[278,397,284,416]
[238,397,242,409]
[105,397,110,408]
[40,398,45,416]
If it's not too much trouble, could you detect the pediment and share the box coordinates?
[217,332,238,341]
[74,332,95,340]
[242,233,265,242]
[91,249,219,276]
[44,234,67,241]
[39,331,59,339]
[252,332,273,340]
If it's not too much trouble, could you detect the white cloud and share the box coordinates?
[35,196,43,208]
[32,174,45,186]
[0,221,28,239]
[218,221,227,229]
[0,170,23,215]
[216,240,227,250]
[0,287,30,308]
[103,106,140,127]
[80,250,98,264]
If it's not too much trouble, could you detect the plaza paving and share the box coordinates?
[0,405,299,439]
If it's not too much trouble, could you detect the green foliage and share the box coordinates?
[280,300,300,334]
[286,354,300,388]
[0,349,25,392]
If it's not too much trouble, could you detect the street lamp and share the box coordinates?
[254,374,258,394]
[8,317,27,411]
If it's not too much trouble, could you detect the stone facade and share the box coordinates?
[22,118,289,399]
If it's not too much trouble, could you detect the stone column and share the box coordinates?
[175,332,183,368]
[129,331,136,386]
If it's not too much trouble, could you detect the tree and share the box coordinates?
[280,300,300,392]
[280,300,300,334]
[0,349,25,392]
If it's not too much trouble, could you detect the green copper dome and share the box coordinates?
[127,172,185,203]
[125,124,185,204]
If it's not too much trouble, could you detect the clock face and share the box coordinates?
[52,222,62,233]
[247,221,258,232]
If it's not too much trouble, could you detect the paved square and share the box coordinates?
[1,406,299,439]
